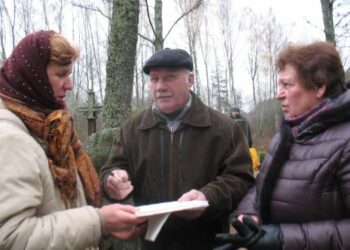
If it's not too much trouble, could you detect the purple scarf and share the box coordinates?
[0,30,61,111]
[285,99,333,138]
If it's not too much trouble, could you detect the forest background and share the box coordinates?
[1,0,349,159]
[1,1,349,249]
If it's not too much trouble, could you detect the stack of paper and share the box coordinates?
[136,200,209,241]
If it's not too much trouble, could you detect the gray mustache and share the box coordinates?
[156,92,172,98]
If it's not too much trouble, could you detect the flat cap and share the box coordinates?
[143,48,193,74]
[231,107,240,113]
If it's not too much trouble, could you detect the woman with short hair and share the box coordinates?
[215,41,350,250]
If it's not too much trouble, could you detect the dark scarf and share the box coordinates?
[0,30,61,111]
[259,119,293,223]
[152,94,192,132]
[286,99,333,138]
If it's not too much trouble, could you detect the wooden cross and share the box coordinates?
[78,90,102,136]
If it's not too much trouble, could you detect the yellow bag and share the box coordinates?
[249,147,261,171]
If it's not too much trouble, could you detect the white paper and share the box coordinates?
[136,200,209,242]
[144,213,170,241]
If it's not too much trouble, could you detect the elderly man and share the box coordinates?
[100,48,254,250]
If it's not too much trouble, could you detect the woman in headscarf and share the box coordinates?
[0,30,144,250]
[215,41,350,250]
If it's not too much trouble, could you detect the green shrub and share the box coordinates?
[259,151,266,164]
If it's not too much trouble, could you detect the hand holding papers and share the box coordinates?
[136,200,209,241]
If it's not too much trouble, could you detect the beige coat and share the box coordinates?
[0,99,102,250]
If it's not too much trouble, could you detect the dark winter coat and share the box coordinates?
[101,92,255,250]
[235,89,350,250]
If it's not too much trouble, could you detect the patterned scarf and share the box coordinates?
[1,94,101,207]
[0,30,101,207]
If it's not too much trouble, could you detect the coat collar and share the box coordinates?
[0,98,30,134]
[138,91,211,130]
[293,89,350,141]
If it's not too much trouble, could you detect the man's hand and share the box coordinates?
[105,169,133,200]
[175,189,208,219]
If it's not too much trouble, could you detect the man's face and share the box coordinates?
[231,111,239,118]
[149,67,194,114]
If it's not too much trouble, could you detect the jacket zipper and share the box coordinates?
[169,127,174,200]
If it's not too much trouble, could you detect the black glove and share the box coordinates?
[214,216,283,250]
[213,242,236,250]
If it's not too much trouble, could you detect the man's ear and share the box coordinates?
[187,73,194,88]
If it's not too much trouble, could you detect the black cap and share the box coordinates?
[143,48,193,75]
[231,107,240,113]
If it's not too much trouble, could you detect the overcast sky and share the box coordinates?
[2,0,347,110]
[161,0,332,109]
[225,0,326,103]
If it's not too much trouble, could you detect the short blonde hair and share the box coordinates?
[50,32,80,65]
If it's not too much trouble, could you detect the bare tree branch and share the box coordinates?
[138,32,153,43]
[304,17,325,33]
[144,0,156,40]
[334,11,349,28]
[71,1,110,19]
[42,0,50,29]
[164,0,202,40]
[1,0,16,49]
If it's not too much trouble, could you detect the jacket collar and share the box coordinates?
[138,91,211,130]
[289,89,350,141]
[0,98,30,133]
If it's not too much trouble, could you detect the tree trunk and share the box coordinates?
[320,0,336,45]
[154,0,164,51]
[102,0,140,128]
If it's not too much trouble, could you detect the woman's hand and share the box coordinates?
[237,214,259,224]
[215,216,282,250]
[99,203,146,240]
